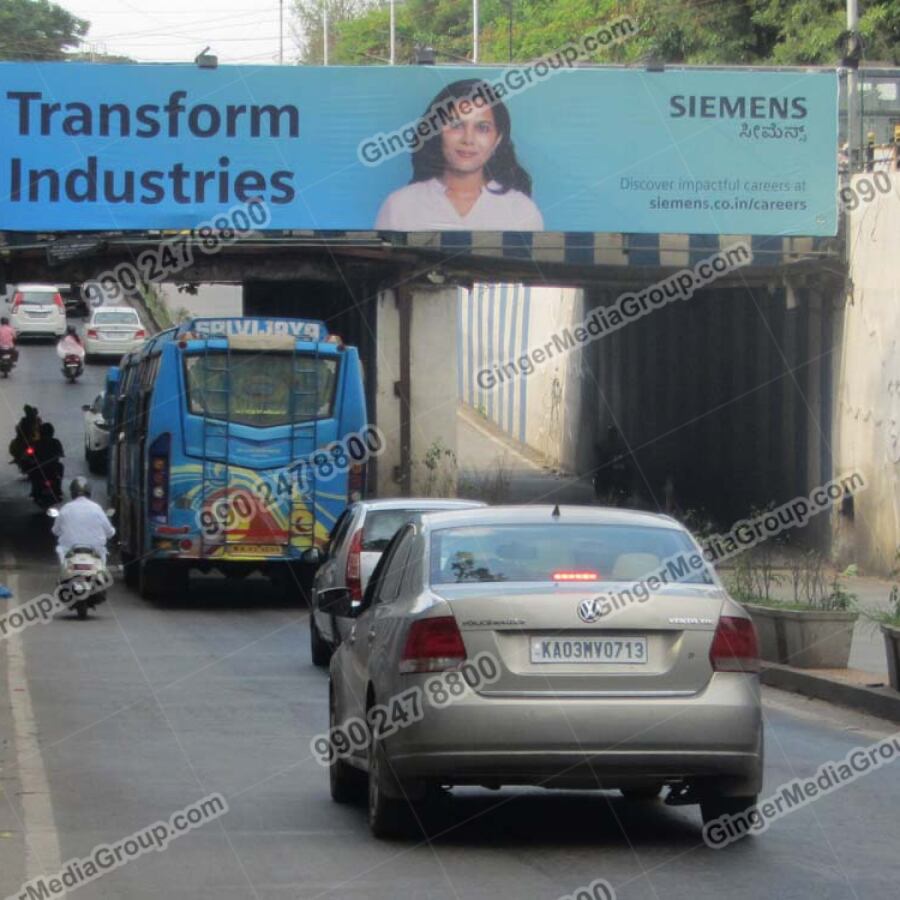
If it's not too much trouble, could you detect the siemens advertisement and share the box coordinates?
[0,62,838,235]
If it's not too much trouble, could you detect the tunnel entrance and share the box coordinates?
[581,281,837,536]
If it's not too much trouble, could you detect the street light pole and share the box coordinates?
[390,0,396,65]
[279,0,283,63]
[846,0,859,168]
[507,0,513,63]
[473,0,479,63]
[323,4,329,65]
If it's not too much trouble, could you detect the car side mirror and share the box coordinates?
[301,547,323,566]
[317,587,356,618]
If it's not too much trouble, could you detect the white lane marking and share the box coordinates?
[3,569,64,890]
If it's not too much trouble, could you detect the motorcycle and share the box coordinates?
[0,348,16,378]
[47,508,114,619]
[62,354,84,384]
[30,471,63,510]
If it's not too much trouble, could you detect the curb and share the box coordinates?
[761,662,900,724]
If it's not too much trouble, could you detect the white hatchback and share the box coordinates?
[84,307,147,359]
[8,284,68,337]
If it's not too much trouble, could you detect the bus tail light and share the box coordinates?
[345,528,363,601]
[148,432,171,523]
[348,463,365,502]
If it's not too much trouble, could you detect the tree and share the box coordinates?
[292,0,899,67]
[0,0,89,60]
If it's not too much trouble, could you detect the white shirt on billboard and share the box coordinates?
[375,178,544,231]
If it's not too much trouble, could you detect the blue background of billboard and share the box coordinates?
[0,63,837,235]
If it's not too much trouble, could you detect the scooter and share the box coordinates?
[46,508,113,620]
[0,349,16,378]
[62,354,84,384]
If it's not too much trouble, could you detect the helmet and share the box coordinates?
[69,477,91,499]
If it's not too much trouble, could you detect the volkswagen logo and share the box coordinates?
[578,597,607,623]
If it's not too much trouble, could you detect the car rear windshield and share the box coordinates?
[429,524,714,585]
[94,312,139,325]
[183,351,338,427]
[17,292,56,304]
[362,509,432,552]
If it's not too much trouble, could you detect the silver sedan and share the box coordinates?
[323,505,763,838]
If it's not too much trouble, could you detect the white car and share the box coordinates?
[309,498,486,666]
[82,390,114,473]
[8,284,68,337]
[84,307,147,359]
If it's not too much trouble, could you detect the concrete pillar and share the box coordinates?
[373,284,459,497]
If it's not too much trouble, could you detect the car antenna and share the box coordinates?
[551,504,560,518]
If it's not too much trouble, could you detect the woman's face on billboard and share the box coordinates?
[440,105,502,176]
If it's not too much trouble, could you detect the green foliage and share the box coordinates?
[292,0,900,66]
[0,0,88,60]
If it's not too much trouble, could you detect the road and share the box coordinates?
[0,339,898,900]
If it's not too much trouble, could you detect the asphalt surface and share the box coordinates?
[0,339,898,900]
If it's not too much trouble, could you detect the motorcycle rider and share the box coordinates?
[56,325,85,362]
[0,316,18,363]
[9,404,41,470]
[51,477,115,566]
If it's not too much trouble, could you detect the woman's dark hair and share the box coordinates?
[410,79,533,197]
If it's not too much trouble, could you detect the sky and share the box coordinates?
[63,0,293,65]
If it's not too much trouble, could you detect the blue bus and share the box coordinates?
[108,316,368,600]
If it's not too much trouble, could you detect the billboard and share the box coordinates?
[0,62,838,235]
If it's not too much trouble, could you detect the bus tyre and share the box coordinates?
[121,550,140,590]
[139,560,167,602]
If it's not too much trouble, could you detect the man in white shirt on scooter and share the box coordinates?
[52,477,115,566]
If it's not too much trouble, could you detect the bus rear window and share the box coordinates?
[184,351,337,427]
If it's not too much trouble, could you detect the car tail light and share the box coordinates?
[348,463,365,502]
[87,329,99,338]
[148,432,170,523]
[345,528,363,601]
[135,329,146,338]
[710,616,760,673]
[552,570,600,582]
[399,617,467,673]
[53,293,64,309]
[11,292,22,311]
[25,446,35,456]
